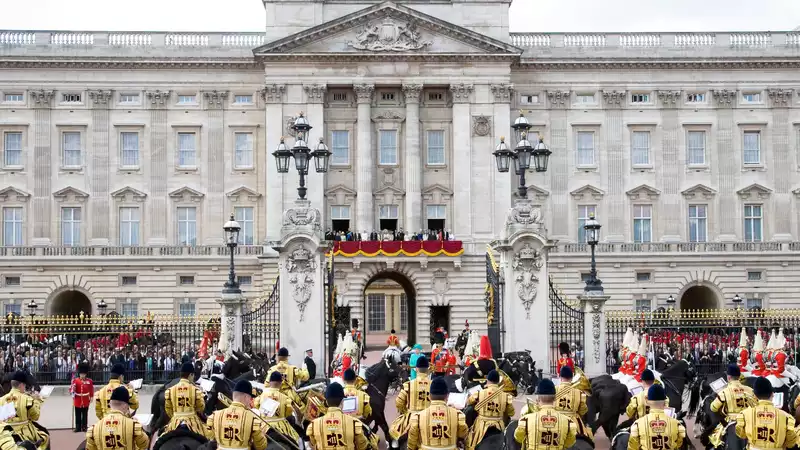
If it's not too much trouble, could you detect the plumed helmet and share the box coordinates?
[778,328,786,349]
[638,334,649,356]
[768,330,777,350]
[334,335,344,356]
[559,342,570,356]
[738,328,748,348]
[753,330,764,352]
[478,336,492,360]
[630,331,640,354]
[623,327,633,349]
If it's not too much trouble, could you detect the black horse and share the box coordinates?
[588,374,631,439]
[363,357,401,443]
[152,427,209,450]
[504,419,595,450]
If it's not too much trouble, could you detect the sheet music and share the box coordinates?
[710,378,727,393]
[447,393,468,410]
[663,407,676,418]
[466,385,483,396]
[341,397,358,414]
[251,381,266,392]
[38,386,54,398]
[0,403,16,421]
[259,398,280,417]
[330,377,344,387]
[134,414,153,426]
[552,378,561,386]
[629,386,643,396]
[198,378,215,393]
[130,379,143,390]
[773,392,784,408]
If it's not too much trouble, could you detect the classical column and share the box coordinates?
[28,89,55,246]
[712,89,738,242]
[403,84,423,234]
[601,90,626,242]
[578,293,610,377]
[546,90,571,241]
[88,90,113,246]
[769,89,793,241]
[304,84,327,219]
[491,85,513,237]
[203,90,228,245]
[354,84,375,234]
[263,84,286,242]
[658,90,682,242]
[145,90,171,245]
[451,84,474,238]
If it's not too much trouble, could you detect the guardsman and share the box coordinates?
[407,377,468,450]
[771,328,788,377]
[71,362,94,432]
[465,370,515,450]
[463,336,498,385]
[628,385,686,450]
[0,372,48,450]
[709,364,757,447]
[163,362,206,435]
[626,369,666,420]
[206,380,268,450]
[737,328,750,374]
[343,369,372,422]
[254,371,301,443]
[85,386,149,450]
[736,376,798,450]
[556,342,574,376]
[621,331,639,375]
[751,330,768,377]
[387,329,401,348]
[351,319,365,360]
[390,356,432,448]
[432,343,457,377]
[631,334,649,382]
[514,379,577,450]
[94,364,139,420]
[306,383,370,450]
[553,366,592,440]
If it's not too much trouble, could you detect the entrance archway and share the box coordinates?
[48,289,93,316]
[362,271,416,349]
[679,285,719,310]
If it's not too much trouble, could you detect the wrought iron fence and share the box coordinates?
[548,279,585,376]
[485,248,502,357]
[242,279,280,355]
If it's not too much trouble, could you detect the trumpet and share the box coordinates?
[216,392,301,450]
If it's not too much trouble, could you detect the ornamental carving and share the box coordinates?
[282,204,322,230]
[261,84,285,104]
[472,116,491,137]
[225,305,236,355]
[347,19,432,52]
[490,84,514,103]
[304,84,327,104]
[431,269,450,306]
[712,89,737,107]
[590,301,602,364]
[402,84,423,103]
[28,89,55,107]
[547,90,571,108]
[146,90,171,106]
[601,90,626,108]
[203,90,229,109]
[286,246,317,321]
[449,84,473,104]
[88,90,113,107]
[506,201,544,229]
[354,84,375,104]
[511,243,544,318]
[768,89,793,107]
[373,110,404,121]
[657,90,681,108]
[284,116,297,137]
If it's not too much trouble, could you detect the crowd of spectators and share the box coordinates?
[326,228,456,242]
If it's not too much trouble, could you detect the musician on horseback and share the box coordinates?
[553,366,592,441]
[253,371,301,443]
[407,377,467,450]
[0,424,21,450]
[207,380,268,450]
[85,387,149,450]
[626,369,665,420]
[709,364,757,448]
[463,336,497,385]
[342,369,372,422]
[390,356,432,448]
[268,347,310,389]
[628,385,686,450]
[465,370,514,450]
[163,362,206,436]
[94,364,139,420]
[0,372,48,450]
[514,379,577,450]
[736,377,798,450]
[306,383,371,450]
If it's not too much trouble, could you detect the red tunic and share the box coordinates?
[557,356,575,375]
[738,348,749,373]
[70,377,94,408]
[386,334,400,347]
[632,355,648,381]
[772,351,787,377]
[621,352,637,375]
[752,352,767,376]
[333,354,353,378]
[434,349,456,375]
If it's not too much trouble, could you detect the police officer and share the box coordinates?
[465,370,515,450]
[343,368,372,421]
[206,380,268,450]
[407,377,467,450]
[94,364,139,420]
[709,364,757,447]
[515,379,577,449]
[736,376,798,449]
[85,386,149,450]
[254,371,301,443]
[628,385,686,450]
[163,362,206,435]
[0,372,48,450]
[627,369,664,420]
[304,349,317,380]
[553,366,591,440]
[390,356,432,447]
[306,383,370,450]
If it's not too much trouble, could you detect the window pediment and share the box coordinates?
[737,183,772,200]
[523,185,549,201]
[681,184,717,200]
[110,186,147,203]
[422,184,453,203]
[626,184,661,200]
[375,185,405,205]
[570,184,604,201]
[53,186,89,203]
[325,185,357,205]
[169,186,205,202]
[226,186,261,202]
[0,186,30,203]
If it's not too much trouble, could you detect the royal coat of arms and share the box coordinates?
[348,19,432,52]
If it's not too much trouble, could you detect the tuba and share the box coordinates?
[570,366,592,394]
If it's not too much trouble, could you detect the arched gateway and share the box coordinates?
[47,287,93,316]
[679,282,720,310]
[362,270,418,348]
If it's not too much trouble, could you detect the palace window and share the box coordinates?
[576,131,595,167]
[379,130,398,165]
[62,132,82,168]
[234,132,254,169]
[743,131,761,165]
[61,207,81,246]
[119,207,140,246]
[427,130,445,166]
[119,94,139,104]
[742,93,761,103]
[636,272,652,282]
[4,132,22,167]
[686,130,706,166]
[121,302,138,318]
[686,93,705,103]
[179,276,195,286]
[331,130,349,166]
[2,207,23,246]
[330,205,350,233]
[177,95,196,105]
[179,300,196,317]
[426,204,446,231]
[177,207,197,246]
[632,205,652,243]
[62,93,82,104]
[577,205,596,243]
[234,95,253,104]
[520,94,539,105]
[177,132,197,168]
[688,205,707,243]
[631,131,651,166]
[631,93,650,104]
[743,204,763,242]
[234,206,254,245]
[367,293,386,332]
[238,275,252,286]
[400,294,408,331]
[4,276,20,287]
[635,298,651,312]
[3,303,20,316]
[747,271,763,281]
[576,94,595,104]
[3,94,23,103]
[121,275,137,286]
[120,132,140,167]
[379,205,399,232]
[746,297,762,310]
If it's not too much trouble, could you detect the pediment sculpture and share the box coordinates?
[348,19,432,52]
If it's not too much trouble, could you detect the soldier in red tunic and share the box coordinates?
[386,329,400,348]
[70,362,94,432]
[556,342,574,375]
[737,328,749,374]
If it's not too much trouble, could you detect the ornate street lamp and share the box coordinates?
[733,293,743,305]
[272,112,331,200]
[582,213,603,294]
[666,295,676,305]
[493,112,551,198]
[223,213,242,294]
[97,299,108,317]
[27,299,38,317]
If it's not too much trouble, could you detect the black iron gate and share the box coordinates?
[485,248,502,357]
[548,278,585,375]
[325,251,351,373]
[242,278,280,354]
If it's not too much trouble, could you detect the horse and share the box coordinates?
[196,429,295,450]
[363,357,401,443]
[152,427,209,450]
[504,419,595,450]
[499,351,537,395]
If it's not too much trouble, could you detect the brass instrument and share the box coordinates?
[216,393,301,450]
[570,367,592,394]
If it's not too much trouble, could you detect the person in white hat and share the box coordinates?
[633,334,649,381]
[621,331,639,375]
[751,330,767,377]
[620,327,634,369]
[771,328,788,377]
[737,328,749,374]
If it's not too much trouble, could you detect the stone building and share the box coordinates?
[1,0,799,346]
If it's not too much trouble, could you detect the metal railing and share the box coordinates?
[550,241,792,254]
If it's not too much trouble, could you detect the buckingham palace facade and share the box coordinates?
[1,0,800,341]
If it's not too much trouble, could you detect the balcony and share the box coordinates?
[550,241,792,254]
[0,245,266,258]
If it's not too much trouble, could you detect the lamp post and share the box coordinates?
[97,299,108,317]
[666,295,676,305]
[27,299,37,317]
[223,213,242,295]
[492,112,551,198]
[272,112,331,200]
[582,213,603,294]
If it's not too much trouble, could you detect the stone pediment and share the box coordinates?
[626,184,661,200]
[0,186,30,203]
[53,186,89,203]
[523,185,550,201]
[110,186,147,202]
[168,186,205,202]
[325,184,357,204]
[253,2,521,59]
[375,185,406,196]
[374,184,405,205]
[737,183,772,200]
[422,184,454,203]
[570,185,604,201]
[226,186,262,202]
[681,184,717,200]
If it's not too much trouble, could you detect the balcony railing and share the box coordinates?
[0,31,266,48]
[0,245,266,257]
[510,31,798,49]
[550,241,792,254]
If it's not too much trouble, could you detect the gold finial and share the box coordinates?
[298,111,304,117]
[518,110,524,116]
[500,136,505,142]
[279,136,285,142]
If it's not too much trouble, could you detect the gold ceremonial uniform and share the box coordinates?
[554,383,592,440]
[514,405,577,450]
[0,388,48,450]
[306,407,370,450]
[0,424,18,450]
[736,400,799,450]
[627,409,686,450]
[407,400,468,450]
[254,387,301,443]
[390,374,432,440]
[710,380,757,447]
[268,361,310,388]
[343,384,372,420]
[465,385,515,450]
[206,401,269,450]
[163,378,206,435]
[85,410,149,450]
[94,380,139,420]
[627,391,669,420]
